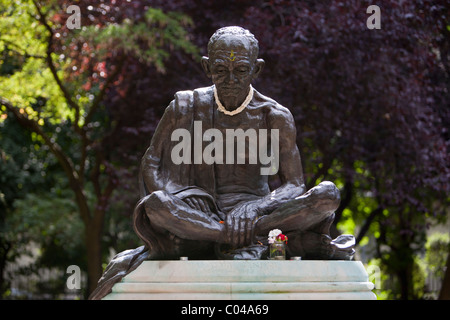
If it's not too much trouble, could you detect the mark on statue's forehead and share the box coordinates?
[210,45,255,62]
[212,50,252,60]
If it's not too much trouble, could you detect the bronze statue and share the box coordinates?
[89,26,354,300]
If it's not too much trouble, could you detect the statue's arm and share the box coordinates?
[256,105,306,216]
[140,91,213,208]
[140,100,178,194]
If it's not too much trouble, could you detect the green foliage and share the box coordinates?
[0,110,81,298]
[1,186,87,299]
[366,232,450,300]
[0,0,46,58]
[424,233,450,280]
[411,256,427,299]
[7,189,85,265]
[79,8,199,72]
[0,107,58,210]
[365,259,390,300]
[1,0,448,299]
[0,0,199,297]
[0,1,69,123]
[0,57,70,122]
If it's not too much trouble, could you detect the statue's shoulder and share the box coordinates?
[253,89,294,122]
[193,86,214,105]
[174,89,194,102]
[174,86,213,100]
[192,85,213,96]
[172,89,194,115]
[171,86,213,115]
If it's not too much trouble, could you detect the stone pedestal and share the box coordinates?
[103,260,376,300]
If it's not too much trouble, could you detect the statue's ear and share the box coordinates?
[201,56,211,78]
[253,58,265,78]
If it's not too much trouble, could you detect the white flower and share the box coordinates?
[268,229,282,238]
[268,229,282,243]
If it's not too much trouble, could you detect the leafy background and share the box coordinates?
[0,0,449,299]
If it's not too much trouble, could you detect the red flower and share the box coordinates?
[277,234,288,243]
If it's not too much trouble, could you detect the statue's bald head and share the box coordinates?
[202,26,264,109]
[207,26,259,61]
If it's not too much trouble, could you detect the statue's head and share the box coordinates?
[201,26,265,109]
[207,26,259,61]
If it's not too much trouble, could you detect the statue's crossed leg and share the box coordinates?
[142,181,355,260]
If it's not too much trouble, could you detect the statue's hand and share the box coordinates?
[224,201,260,248]
[229,201,260,221]
[183,196,224,221]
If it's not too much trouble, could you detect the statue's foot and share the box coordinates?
[328,234,355,260]
[286,231,355,260]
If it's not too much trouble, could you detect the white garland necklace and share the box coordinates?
[213,85,254,116]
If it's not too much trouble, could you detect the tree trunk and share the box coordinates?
[85,222,103,296]
[398,268,410,300]
[0,240,11,297]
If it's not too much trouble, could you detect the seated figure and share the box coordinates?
[89,26,354,299]
[133,26,354,260]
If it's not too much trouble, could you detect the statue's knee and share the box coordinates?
[144,190,170,212]
[309,181,340,213]
[317,181,340,201]
[151,190,170,200]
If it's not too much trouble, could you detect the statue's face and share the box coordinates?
[202,35,264,109]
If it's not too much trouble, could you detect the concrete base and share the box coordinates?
[103,260,376,300]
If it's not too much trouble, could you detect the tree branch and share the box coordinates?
[79,58,125,186]
[335,181,353,222]
[85,58,125,126]
[330,180,353,238]
[32,0,82,128]
[306,156,332,190]
[355,207,383,245]
[93,175,116,229]
[0,97,92,225]
[90,150,103,200]
[0,38,46,59]
[32,0,93,184]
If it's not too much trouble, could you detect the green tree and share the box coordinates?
[0,104,59,297]
[0,0,198,294]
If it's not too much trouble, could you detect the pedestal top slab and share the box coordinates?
[104,260,376,300]
[124,260,370,283]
